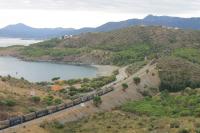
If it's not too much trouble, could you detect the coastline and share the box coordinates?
[0,55,120,78]
[93,65,119,77]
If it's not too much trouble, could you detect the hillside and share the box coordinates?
[0,23,74,39]
[2,15,200,39]
[2,26,200,65]
[43,88,200,133]
[157,57,200,92]
[39,57,200,133]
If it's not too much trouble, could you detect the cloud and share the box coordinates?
[0,0,200,28]
[1,0,200,15]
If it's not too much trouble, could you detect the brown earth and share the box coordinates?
[0,62,160,133]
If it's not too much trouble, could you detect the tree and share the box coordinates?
[93,96,102,107]
[133,77,141,85]
[52,77,60,81]
[122,83,128,91]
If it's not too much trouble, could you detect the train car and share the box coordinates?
[0,120,10,130]
[109,87,114,92]
[81,96,89,102]
[73,98,82,105]
[87,93,96,100]
[57,103,66,111]
[96,89,104,96]
[23,112,36,122]
[47,106,57,114]
[65,101,74,108]
[103,87,113,94]
[9,116,23,127]
[36,109,48,118]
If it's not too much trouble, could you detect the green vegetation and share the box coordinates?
[43,110,200,133]
[122,89,200,117]
[31,96,41,103]
[57,75,116,99]
[2,26,200,66]
[93,96,102,107]
[157,57,200,92]
[20,46,82,58]
[52,77,60,81]
[66,79,82,86]
[133,77,141,85]
[174,48,200,64]
[54,98,62,105]
[0,99,16,107]
[122,83,128,91]
[42,95,63,106]
[80,75,116,90]
[111,44,150,65]
[126,61,147,75]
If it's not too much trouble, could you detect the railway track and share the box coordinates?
[0,87,114,130]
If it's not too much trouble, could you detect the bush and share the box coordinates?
[0,99,16,107]
[31,96,41,103]
[170,121,180,128]
[67,79,81,85]
[54,98,62,105]
[53,121,64,129]
[133,77,141,85]
[180,110,191,116]
[178,128,190,133]
[43,95,54,106]
[93,96,102,107]
[196,128,200,133]
[122,83,128,91]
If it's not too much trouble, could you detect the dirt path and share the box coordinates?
[1,62,160,133]
[93,65,119,77]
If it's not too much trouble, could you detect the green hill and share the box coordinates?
[157,57,200,92]
[2,26,200,65]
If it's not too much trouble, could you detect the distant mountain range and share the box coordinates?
[1,15,200,39]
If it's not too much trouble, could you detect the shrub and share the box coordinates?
[31,96,41,103]
[196,128,200,133]
[170,121,180,128]
[1,99,16,107]
[93,96,102,107]
[133,77,141,85]
[54,98,62,105]
[67,79,81,85]
[180,110,191,116]
[178,128,190,133]
[53,121,64,129]
[1,77,6,82]
[43,95,54,105]
[122,83,128,91]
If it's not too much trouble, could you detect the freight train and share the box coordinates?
[0,87,114,130]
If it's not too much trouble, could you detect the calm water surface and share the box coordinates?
[0,57,97,82]
[0,38,42,47]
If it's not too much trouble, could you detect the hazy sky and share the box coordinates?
[0,0,200,28]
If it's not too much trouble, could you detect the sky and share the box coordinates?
[0,0,200,28]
